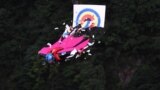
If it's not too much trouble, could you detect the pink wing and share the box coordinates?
[38,35,89,55]
[38,47,52,55]
[58,39,89,53]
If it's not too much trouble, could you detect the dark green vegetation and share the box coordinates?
[0,0,159,90]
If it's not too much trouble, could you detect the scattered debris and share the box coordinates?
[47,43,52,48]
[92,35,95,38]
[86,50,90,53]
[88,42,95,46]
[98,41,101,44]
[62,22,65,25]
[75,54,81,58]
[54,27,59,30]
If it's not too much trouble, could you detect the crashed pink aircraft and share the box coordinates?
[38,35,89,64]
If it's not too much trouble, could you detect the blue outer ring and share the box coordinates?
[76,8,101,28]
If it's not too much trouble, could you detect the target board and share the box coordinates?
[73,5,106,28]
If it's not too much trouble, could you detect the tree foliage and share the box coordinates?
[0,0,159,90]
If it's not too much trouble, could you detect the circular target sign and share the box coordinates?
[76,8,101,28]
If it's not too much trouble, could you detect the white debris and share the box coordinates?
[84,57,86,60]
[66,49,77,59]
[64,58,69,62]
[98,41,101,44]
[61,52,66,55]
[84,46,89,49]
[65,59,69,62]
[54,27,59,30]
[65,24,70,30]
[75,54,81,58]
[86,50,90,53]
[62,22,65,25]
[92,35,95,38]
[88,53,92,56]
[47,43,52,48]
[88,42,95,46]
[70,49,77,55]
